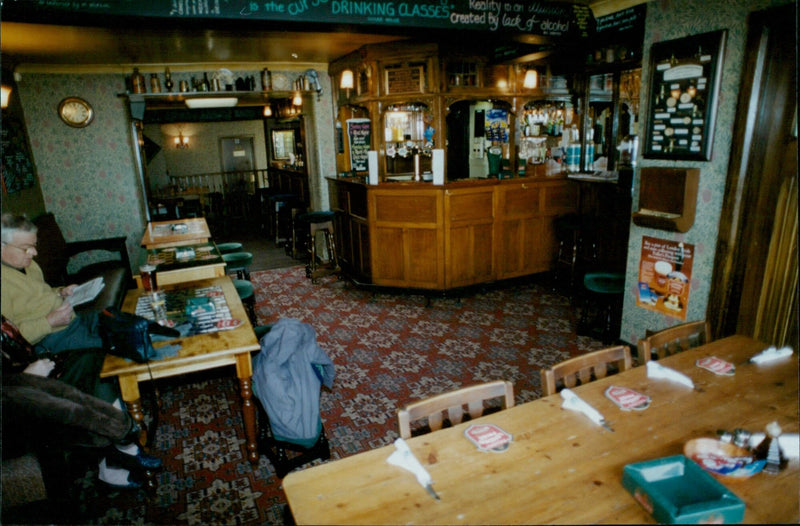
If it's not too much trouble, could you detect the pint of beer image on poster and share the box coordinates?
[637,236,694,320]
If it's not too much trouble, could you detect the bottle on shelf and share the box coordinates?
[130,67,146,94]
[149,73,162,93]
[164,67,174,92]
[200,72,210,92]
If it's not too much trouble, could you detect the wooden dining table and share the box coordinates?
[282,335,799,524]
[140,217,212,249]
[100,276,262,463]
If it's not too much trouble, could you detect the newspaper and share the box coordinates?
[64,277,105,307]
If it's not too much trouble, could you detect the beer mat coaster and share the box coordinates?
[464,424,512,452]
[605,386,651,411]
[696,356,735,376]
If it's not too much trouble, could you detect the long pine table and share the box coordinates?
[282,335,799,524]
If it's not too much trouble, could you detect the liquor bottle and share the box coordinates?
[164,68,174,92]
[150,73,162,93]
[130,67,146,94]
[200,72,210,92]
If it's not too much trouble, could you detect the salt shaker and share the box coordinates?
[754,421,787,473]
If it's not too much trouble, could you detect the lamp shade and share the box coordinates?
[523,70,538,89]
[263,104,272,117]
[340,69,354,90]
[1,85,11,109]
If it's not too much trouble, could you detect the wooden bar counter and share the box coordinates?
[328,175,577,290]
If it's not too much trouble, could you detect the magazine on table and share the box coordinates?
[64,277,105,306]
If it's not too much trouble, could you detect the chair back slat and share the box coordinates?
[638,320,711,363]
[428,412,444,432]
[397,381,515,439]
[540,346,633,396]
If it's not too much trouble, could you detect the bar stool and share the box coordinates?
[232,279,257,326]
[553,214,598,298]
[222,252,253,281]
[296,211,340,283]
[216,242,243,255]
[578,272,624,344]
[267,194,300,246]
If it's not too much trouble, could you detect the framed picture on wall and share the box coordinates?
[643,29,727,161]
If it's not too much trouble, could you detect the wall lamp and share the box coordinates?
[174,132,189,149]
[340,69,354,98]
[1,85,12,109]
[523,69,539,89]
[263,104,273,117]
[292,92,303,107]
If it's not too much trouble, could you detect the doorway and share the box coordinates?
[709,4,798,348]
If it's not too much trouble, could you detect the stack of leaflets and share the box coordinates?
[64,277,105,306]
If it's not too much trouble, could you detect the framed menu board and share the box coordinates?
[643,30,726,161]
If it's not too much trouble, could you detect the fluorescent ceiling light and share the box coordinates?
[185,97,238,109]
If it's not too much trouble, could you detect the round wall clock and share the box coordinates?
[58,97,94,128]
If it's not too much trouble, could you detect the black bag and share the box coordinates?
[98,308,156,363]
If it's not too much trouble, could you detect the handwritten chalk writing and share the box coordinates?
[399,2,449,18]
[451,11,486,25]
[332,0,395,16]
[262,1,285,12]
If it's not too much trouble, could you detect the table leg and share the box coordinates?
[236,353,259,464]
[118,374,147,446]
[118,374,158,491]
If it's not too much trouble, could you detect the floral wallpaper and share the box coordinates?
[16,72,146,272]
[13,67,337,271]
[619,0,793,345]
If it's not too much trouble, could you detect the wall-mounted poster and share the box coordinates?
[347,118,371,172]
[643,30,726,161]
[637,236,694,320]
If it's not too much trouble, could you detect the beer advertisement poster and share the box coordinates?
[637,236,694,320]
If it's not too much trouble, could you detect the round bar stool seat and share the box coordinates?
[232,279,257,325]
[216,242,243,255]
[254,324,273,341]
[222,252,253,281]
[579,272,625,344]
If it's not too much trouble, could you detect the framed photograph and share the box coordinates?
[643,30,726,161]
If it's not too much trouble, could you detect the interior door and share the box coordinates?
[220,136,255,173]
[709,4,797,348]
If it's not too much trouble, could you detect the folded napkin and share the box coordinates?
[750,346,794,364]
[387,438,436,496]
[646,361,695,388]
[560,388,610,430]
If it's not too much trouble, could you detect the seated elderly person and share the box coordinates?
[2,318,162,490]
[4,361,161,489]
[1,213,115,401]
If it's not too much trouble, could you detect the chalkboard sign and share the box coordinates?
[1,112,36,194]
[347,118,371,172]
[595,3,646,38]
[9,0,595,39]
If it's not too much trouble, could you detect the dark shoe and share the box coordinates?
[106,445,163,471]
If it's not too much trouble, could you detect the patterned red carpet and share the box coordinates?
[74,266,604,525]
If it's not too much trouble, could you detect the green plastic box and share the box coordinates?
[622,455,745,524]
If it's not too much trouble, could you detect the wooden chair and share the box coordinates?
[397,381,514,439]
[540,345,632,396]
[637,320,711,364]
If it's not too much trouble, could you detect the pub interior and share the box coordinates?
[1,0,797,524]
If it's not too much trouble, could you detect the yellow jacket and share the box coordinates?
[1,259,70,344]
